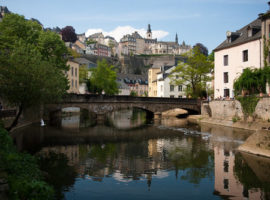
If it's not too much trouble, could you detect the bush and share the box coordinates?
[0,128,54,199]
[236,96,260,117]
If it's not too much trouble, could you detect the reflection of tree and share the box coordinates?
[89,144,117,163]
[169,138,214,184]
[234,153,270,196]
[38,152,77,200]
[80,109,96,128]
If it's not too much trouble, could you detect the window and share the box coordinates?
[71,67,74,76]
[224,88,230,98]
[224,72,228,83]
[75,80,77,88]
[161,85,163,92]
[170,85,174,92]
[178,85,182,92]
[224,55,228,66]
[248,29,252,37]
[75,68,77,77]
[72,79,74,88]
[223,161,229,173]
[243,50,248,62]
[224,150,230,157]
[269,24,270,38]
[170,95,174,98]
[178,95,182,98]
[223,179,229,190]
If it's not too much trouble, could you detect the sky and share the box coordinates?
[1,0,268,52]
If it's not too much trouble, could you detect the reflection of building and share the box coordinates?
[40,145,80,166]
[214,146,262,199]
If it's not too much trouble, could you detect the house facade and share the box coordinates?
[67,60,80,94]
[148,65,161,97]
[214,18,262,99]
[117,73,148,96]
[156,66,186,98]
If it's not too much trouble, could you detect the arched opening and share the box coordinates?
[49,106,97,129]
[106,107,154,130]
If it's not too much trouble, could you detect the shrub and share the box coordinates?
[236,96,260,117]
[0,128,54,199]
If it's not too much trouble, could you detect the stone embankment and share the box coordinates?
[198,97,270,158]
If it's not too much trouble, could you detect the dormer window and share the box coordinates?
[248,29,252,37]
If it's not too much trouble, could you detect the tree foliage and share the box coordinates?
[87,59,118,95]
[233,68,266,96]
[0,13,69,130]
[193,43,208,56]
[61,26,77,43]
[170,47,213,98]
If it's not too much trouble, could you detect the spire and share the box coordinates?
[147,24,152,33]
[175,33,178,45]
[146,24,152,39]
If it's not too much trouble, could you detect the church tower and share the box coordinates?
[146,24,152,39]
[175,33,178,45]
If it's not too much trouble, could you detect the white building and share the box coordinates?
[156,66,186,98]
[214,18,262,99]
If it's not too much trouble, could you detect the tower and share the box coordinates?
[146,24,152,39]
[175,33,178,45]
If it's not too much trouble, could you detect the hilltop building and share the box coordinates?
[119,24,191,56]
[0,6,10,21]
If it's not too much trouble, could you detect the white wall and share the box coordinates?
[214,39,262,99]
[157,67,186,98]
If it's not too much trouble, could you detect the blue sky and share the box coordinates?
[1,0,267,52]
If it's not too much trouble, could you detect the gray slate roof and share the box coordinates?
[214,18,261,52]
[73,58,97,68]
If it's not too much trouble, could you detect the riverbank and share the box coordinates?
[189,115,270,131]
[188,115,270,158]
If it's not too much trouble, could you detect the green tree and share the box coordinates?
[130,90,138,97]
[88,59,118,95]
[0,14,69,131]
[79,64,89,84]
[170,47,213,98]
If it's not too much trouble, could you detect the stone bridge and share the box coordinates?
[45,94,201,121]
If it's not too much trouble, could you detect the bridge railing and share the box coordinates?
[63,94,200,105]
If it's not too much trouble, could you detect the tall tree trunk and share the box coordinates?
[7,105,23,132]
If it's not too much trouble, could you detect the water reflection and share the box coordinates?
[107,108,148,129]
[12,116,270,200]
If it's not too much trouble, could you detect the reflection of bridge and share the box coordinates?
[46,94,201,121]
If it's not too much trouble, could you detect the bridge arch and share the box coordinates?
[45,94,201,122]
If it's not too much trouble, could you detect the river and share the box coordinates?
[12,108,270,200]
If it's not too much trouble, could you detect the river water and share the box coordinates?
[12,108,270,200]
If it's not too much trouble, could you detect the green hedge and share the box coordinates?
[0,128,54,199]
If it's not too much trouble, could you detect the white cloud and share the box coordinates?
[85,25,169,42]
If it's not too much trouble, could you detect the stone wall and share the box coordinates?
[202,100,244,121]
[254,97,270,121]
[203,97,270,122]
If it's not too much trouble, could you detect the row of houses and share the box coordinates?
[66,55,187,98]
